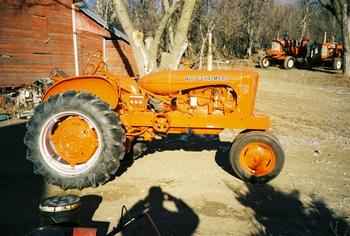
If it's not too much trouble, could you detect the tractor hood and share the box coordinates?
[138,69,259,95]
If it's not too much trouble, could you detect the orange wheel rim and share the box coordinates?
[239,142,276,177]
[50,116,98,166]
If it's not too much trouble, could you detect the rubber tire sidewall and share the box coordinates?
[260,57,270,69]
[229,131,285,184]
[333,58,342,70]
[283,56,295,69]
[25,91,125,189]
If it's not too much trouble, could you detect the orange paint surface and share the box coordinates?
[50,116,98,165]
[44,69,270,141]
[239,142,276,177]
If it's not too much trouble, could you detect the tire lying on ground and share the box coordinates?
[283,56,295,69]
[24,91,125,189]
[229,131,285,184]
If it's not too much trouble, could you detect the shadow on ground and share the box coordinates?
[144,135,239,178]
[79,195,110,236]
[109,186,199,236]
[296,65,340,74]
[0,122,45,236]
[256,63,341,75]
[228,183,350,236]
[135,135,236,176]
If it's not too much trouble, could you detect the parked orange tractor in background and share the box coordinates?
[24,66,285,189]
[260,33,343,71]
[259,37,309,70]
[309,41,343,70]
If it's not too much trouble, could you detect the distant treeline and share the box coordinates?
[94,0,340,58]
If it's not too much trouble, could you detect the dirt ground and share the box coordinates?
[1,67,350,236]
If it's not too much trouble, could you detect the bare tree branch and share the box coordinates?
[113,0,149,75]
[163,0,197,69]
[148,0,180,71]
[318,0,342,23]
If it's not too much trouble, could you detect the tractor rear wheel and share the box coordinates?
[24,91,125,189]
[283,56,295,69]
[333,58,342,70]
[259,57,270,69]
[229,131,285,184]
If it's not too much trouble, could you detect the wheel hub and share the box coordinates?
[288,60,294,68]
[337,61,341,69]
[152,114,170,133]
[239,142,276,176]
[50,116,98,166]
[263,59,269,66]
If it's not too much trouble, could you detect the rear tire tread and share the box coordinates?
[24,91,125,190]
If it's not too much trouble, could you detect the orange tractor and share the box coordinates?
[259,38,309,70]
[308,41,343,70]
[24,68,285,189]
[260,36,343,71]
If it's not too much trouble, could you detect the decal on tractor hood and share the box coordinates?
[185,76,228,81]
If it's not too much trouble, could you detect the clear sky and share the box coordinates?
[85,0,95,8]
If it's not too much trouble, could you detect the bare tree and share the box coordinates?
[112,0,197,75]
[96,0,342,68]
[198,22,215,69]
[319,0,350,76]
[239,0,272,57]
[300,0,312,39]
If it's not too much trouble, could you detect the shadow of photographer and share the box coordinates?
[0,122,45,236]
[118,186,199,236]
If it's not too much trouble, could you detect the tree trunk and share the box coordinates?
[113,0,197,74]
[342,3,350,77]
[148,1,179,71]
[246,24,254,57]
[199,35,207,70]
[247,40,253,57]
[113,0,149,75]
[207,31,213,70]
[300,3,309,40]
[161,0,197,70]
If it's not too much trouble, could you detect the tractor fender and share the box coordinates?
[43,76,119,109]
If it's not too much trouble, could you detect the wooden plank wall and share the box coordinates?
[105,39,138,76]
[76,10,137,76]
[0,0,75,86]
[0,0,137,87]
[78,31,102,75]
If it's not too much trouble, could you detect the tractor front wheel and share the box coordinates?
[24,91,125,189]
[229,131,285,184]
[283,56,295,69]
[259,57,270,69]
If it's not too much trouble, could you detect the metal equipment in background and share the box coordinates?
[0,79,52,120]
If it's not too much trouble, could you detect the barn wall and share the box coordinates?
[76,10,110,38]
[0,0,75,86]
[77,31,103,75]
[76,11,138,76]
[0,0,137,87]
[105,39,138,76]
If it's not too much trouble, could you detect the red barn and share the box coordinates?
[0,0,137,87]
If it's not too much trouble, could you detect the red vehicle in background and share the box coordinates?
[260,34,343,71]
[259,37,310,70]
[310,41,343,70]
